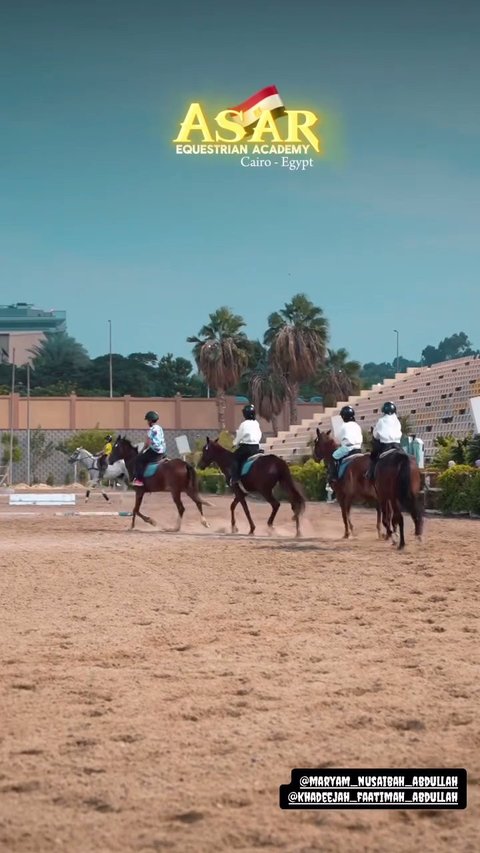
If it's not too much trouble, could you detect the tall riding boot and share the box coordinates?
[366,457,375,481]
[327,460,337,482]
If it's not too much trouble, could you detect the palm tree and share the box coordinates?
[264,293,329,424]
[29,332,90,389]
[248,360,287,436]
[187,307,249,429]
[317,347,361,407]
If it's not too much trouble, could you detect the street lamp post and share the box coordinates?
[108,320,113,398]
[394,329,399,374]
[26,363,31,486]
[9,349,16,486]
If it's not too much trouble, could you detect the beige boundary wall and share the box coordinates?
[0,394,322,434]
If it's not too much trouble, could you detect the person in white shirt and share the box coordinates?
[366,401,403,480]
[230,403,263,486]
[328,406,363,482]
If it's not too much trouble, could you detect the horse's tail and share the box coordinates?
[185,462,214,507]
[397,453,423,535]
[278,459,306,517]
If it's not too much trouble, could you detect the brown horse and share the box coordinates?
[198,438,305,536]
[109,436,211,531]
[374,448,424,550]
[313,428,383,539]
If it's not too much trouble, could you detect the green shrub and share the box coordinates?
[187,430,234,468]
[195,468,228,494]
[468,474,480,515]
[46,473,55,486]
[57,428,114,456]
[466,434,480,466]
[1,433,22,465]
[289,458,327,501]
[217,429,234,451]
[432,435,470,470]
[437,465,478,513]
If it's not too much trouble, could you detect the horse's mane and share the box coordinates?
[118,435,133,446]
[116,436,143,453]
[208,439,233,456]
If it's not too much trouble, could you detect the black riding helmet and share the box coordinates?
[242,403,256,420]
[382,401,397,415]
[105,434,112,441]
[145,410,159,423]
[340,405,355,422]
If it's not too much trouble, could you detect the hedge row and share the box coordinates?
[289,459,328,501]
[195,468,229,494]
[437,466,480,515]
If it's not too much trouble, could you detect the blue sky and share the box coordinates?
[1,0,479,367]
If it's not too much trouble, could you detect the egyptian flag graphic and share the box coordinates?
[229,85,286,134]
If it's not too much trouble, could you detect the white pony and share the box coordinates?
[68,447,131,503]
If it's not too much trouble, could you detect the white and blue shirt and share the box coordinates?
[148,424,166,454]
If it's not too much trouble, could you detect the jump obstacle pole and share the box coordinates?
[0,510,133,518]
[2,492,133,518]
[55,511,133,517]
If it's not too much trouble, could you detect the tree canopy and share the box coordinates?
[1,306,477,435]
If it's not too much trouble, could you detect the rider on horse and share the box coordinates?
[366,401,402,481]
[328,405,363,482]
[96,434,113,476]
[132,411,167,487]
[230,403,263,486]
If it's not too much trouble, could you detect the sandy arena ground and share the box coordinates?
[0,491,478,853]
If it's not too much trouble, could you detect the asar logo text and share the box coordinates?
[173,103,323,153]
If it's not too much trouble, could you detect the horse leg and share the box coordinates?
[185,485,210,529]
[412,497,424,541]
[172,491,185,532]
[345,497,355,536]
[230,495,240,533]
[132,488,156,528]
[339,498,350,538]
[393,504,405,550]
[85,488,90,504]
[381,501,393,540]
[236,487,255,535]
[375,502,383,539]
[265,490,280,531]
[97,471,110,501]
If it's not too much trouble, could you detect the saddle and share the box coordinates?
[240,452,265,478]
[143,457,168,478]
[337,451,365,480]
[378,443,405,460]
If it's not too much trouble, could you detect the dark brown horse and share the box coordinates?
[198,438,305,536]
[109,436,211,531]
[313,428,383,539]
[374,448,424,550]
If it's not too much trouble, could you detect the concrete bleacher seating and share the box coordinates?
[262,356,480,463]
